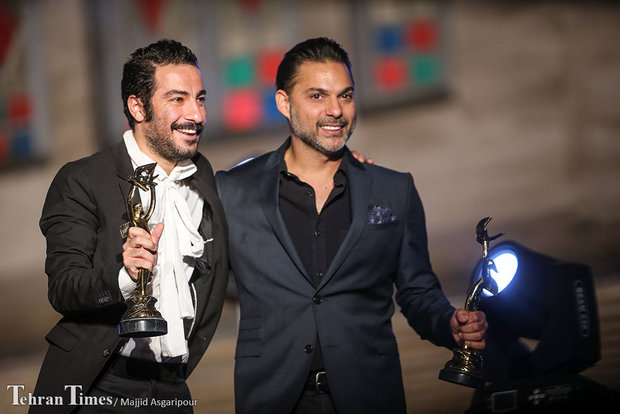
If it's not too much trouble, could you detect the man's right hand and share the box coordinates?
[122,223,164,282]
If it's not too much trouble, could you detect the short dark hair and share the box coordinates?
[276,37,353,93]
[121,39,199,129]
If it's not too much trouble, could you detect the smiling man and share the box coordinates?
[216,37,488,414]
[279,59,356,159]
[32,40,228,414]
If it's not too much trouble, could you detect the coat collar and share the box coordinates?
[112,139,217,242]
[258,138,371,289]
[259,139,310,280]
[319,149,370,289]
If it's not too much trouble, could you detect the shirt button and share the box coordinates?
[304,344,314,353]
[314,230,320,236]
[307,191,313,197]
[313,296,323,304]
[103,348,111,357]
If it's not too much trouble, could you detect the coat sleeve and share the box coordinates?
[40,161,125,315]
[394,173,457,349]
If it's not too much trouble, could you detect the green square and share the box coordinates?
[410,54,440,87]
[224,56,255,88]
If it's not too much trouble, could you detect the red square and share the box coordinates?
[406,20,438,52]
[223,90,263,132]
[0,131,8,165]
[8,92,32,126]
[257,49,284,86]
[374,57,408,92]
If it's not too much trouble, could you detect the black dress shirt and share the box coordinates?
[279,156,352,371]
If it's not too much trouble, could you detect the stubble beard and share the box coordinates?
[289,103,356,160]
[144,117,202,163]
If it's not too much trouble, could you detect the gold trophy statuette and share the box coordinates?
[118,163,168,337]
[438,216,503,389]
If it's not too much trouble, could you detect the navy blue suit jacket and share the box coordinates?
[216,140,456,414]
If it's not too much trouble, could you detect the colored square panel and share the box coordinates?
[8,92,32,126]
[0,130,8,165]
[224,56,255,88]
[375,25,403,54]
[262,88,281,122]
[10,128,33,161]
[0,3,16,65]
[257,50,283,87]
[405,19,438,52]
[374,56,409,92]
[222,89,263,132]
[239,0,263,13]
[410,54,441,87]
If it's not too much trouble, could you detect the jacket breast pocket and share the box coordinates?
[364,221,399,232]
[45,324,80,352]
[235,317,262,358]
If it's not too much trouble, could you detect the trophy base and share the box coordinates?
[439,347,485,389]
[118,317,168,338]
[439,366,485,389]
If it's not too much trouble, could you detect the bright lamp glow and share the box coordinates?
[489,249,519,293]
[480,248,518,296]
[475,241,601,383]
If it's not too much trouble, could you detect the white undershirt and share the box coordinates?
[118,130,204,363]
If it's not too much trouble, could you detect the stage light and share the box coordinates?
[473,246,519,297]
[472,241,600,381]
[464,240,615,413]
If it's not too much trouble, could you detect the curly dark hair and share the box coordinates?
[276,37,353,93]
[121,39,199,129]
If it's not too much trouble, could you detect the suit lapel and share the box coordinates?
[318,150,370,290]
[259,142,312,282]
[112,139,134,177]
[111,140,135,224]
[185,156,220,276]
[257,142,371,288]
[187,161,216,207]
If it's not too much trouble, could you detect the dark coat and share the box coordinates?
[31,140,228,414]
[216,140,456,414]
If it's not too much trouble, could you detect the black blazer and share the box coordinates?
[216,140,456,414]
[30,140,228,414]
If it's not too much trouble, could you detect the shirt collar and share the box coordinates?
[123,130,197,182]
[278,138,349,184]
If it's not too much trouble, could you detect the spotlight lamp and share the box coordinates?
[472,240,600,380]
[480,246,519,297]
[466,236,615,413]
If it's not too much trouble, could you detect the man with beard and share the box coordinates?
[31,40,228,414]
[216,37,488,414]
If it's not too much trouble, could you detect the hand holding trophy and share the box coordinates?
[438,216,503,388]
[118,163,168,337]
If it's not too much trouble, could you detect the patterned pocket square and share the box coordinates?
[367,205,396,224]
